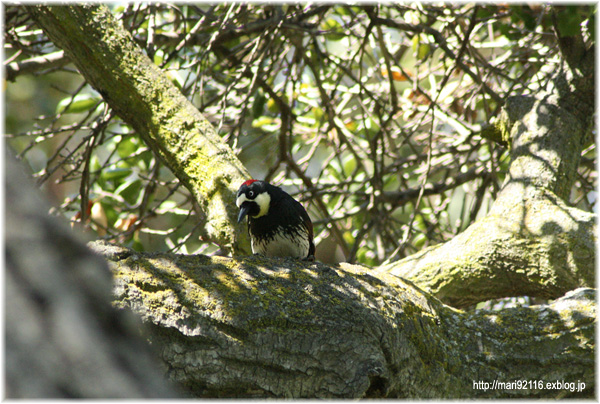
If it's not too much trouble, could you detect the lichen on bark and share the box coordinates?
[90,240,595,398]
[27,4,252,254]
[380,38,595,307]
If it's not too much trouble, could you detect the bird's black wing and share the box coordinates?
[289,197,315,257]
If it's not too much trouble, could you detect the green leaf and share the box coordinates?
[153,49,164,66]
[510,5,537,31]
[334,6,352,16]
[116,136,140,159]
[252,116,274,128]
[102,167,132,182]
[114,178,142,205]
[412,34,431,60]
[413,233,427,249]
[342,154,357,177]
[252,92,267,118]
[56,94,100,114]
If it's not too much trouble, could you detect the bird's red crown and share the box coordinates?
[242,179,259,186]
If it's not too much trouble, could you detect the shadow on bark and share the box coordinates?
[95,240,595,398]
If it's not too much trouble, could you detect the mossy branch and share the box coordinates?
[26,4,251,254]
[91,240,595,399]
[384,23,595,307]
[378,192,595,308]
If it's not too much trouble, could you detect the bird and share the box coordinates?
[236,179,315,260]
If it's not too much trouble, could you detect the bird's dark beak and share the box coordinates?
[237,204,251,223]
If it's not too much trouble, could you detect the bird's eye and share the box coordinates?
[248,190,255,198]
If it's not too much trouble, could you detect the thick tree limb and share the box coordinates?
[551,6,589,76]
[381,23,595,307]
[90,240,595,398]
[26,4,251,254]
[377,190,595,308]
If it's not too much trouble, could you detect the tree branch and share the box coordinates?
[92,240,595,398]
[26,4,251,254]
[382,166,490,206]
[368,13,502,104]
[4,50,69,82]
[380,21,596,307]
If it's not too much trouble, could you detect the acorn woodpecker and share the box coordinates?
[236,179,315,260]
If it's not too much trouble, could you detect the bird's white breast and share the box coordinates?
[251,228,310,258]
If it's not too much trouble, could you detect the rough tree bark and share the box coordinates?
[12,3,596,399]
[90,240,594,398]
[378,12,595,308]
[5,152,179,398]
[26,4,251,255]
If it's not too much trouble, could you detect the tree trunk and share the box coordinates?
[26,4,252,255]
[5,152,180,398]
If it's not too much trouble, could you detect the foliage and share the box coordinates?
[4,4,596,265]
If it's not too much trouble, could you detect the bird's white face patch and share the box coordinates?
[253,192,271,218]
[236,191,271,218]
[236,193,248,208]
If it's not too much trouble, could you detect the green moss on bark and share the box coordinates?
[27,4,251,254]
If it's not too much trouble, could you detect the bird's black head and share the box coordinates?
[236,180,272,223]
